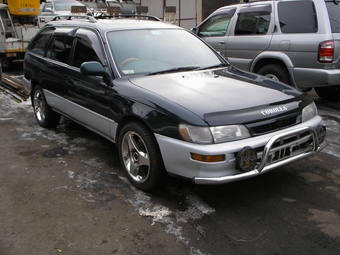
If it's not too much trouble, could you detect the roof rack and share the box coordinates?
[93,13,162,21]
[51,15,97,23]
[50,14,162,23]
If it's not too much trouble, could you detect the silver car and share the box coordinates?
[193,0,340,101]
[38,0,87,24]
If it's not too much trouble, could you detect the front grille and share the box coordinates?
[245,112,301,136]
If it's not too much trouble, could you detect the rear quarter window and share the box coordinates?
[326,1,340,33]
[278,1,317,33]
[28,27,55,56]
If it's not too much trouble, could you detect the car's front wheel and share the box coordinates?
[314,86,340,101]
[118,121,167,191]
[258,64,291,85]
[32,86,61,128]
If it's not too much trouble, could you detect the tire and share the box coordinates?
[32,86,61,128]
[118,121,168,191]
[257,64,291,85]
[314,87,340,101]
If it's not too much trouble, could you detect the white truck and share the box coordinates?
[0,0,41,68]
[0,0,138,69]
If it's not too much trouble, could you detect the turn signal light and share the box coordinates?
[190,153,225,162]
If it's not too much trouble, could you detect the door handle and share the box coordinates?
[219,40,226,45]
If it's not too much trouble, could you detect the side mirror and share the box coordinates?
[80,61,110,77]
[190,27,198,34]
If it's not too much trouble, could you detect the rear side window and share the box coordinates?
[278,1,317,33]
[235,5,271,35]
[198,8,236,37]
[28,27,55,56]
[326,1,340,33]
[47,36,73,64]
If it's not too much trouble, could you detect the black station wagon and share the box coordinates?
[24,15,326,191]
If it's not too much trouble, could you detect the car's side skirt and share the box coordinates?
[43,89,117,142]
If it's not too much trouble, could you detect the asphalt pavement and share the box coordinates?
[0,70,340,254]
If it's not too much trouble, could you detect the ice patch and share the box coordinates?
[58,158,68,166]
[126,186,213,255]
[308,208,340,238]
[82,158,104,169]
[139,205,171,221]
[68,171,75,179]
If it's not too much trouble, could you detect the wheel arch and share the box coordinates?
[115,115,156,147]
[29,78,41,105]
[251,52,297,87]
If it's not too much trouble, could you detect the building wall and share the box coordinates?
[134,0,240,28]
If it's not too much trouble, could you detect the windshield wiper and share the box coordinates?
[148,66,200,75]
[197,63,230,70]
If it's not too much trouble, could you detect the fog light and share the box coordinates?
[316,125,326,144]
[236,146,257,172]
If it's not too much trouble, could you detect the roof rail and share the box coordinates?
[93,13,162,21]
[50,14,162,23]
[51,15,97,23]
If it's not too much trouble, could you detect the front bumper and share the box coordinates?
[155,116,326,185]
[193,126,326,184]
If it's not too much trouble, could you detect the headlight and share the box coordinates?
[302,102,318,122]
[179,124,250,144]
[211,125,250,143]
[179,124,213,144]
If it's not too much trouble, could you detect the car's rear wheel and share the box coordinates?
[314,86,340,101]
[118,121,167,191]
[32,86,61,128]
[258,64,291,85]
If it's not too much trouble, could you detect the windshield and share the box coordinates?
[107,29,227,76]
[54,1,84,11]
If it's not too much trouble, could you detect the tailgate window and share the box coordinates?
[326,1,340,33]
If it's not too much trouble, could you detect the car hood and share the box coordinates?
[128,67,309,125]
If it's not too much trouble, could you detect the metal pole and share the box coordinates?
[178,0,181,26]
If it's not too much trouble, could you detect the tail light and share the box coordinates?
[318,40,334,63]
